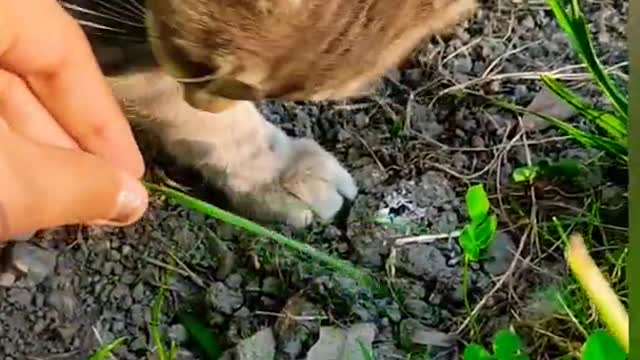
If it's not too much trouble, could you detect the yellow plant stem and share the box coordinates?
[566,233,629,353]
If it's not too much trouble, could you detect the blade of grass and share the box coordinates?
[178,311,223,359]
[545,0,627,119]
[88,337,127,360]
[358,339,376,360]
[541,75,627,142]
[493,99,628,163]
[150,269,172,360]
[144,182,380,292]
[566,233,629,353]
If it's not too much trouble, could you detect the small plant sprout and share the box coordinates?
[512,159,584,184]
[458,184,498,338]
[459,184,498,263]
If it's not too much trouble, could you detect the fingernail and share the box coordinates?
[90,175,148,226]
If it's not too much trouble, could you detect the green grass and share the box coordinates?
[144,182,380,292]
[497,0,627,165]
[149,268,178,360]
[88,337,127,360]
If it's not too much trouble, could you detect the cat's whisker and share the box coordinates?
[125,0,147,16]
[61,2,145,28]
[94,0,144,24]
[116,0,146,16]
[76,20,128,33]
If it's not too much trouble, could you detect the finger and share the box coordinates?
[0,69,78,149]
[0,0,144,177]
[0,125,148,241]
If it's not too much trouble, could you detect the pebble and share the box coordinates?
[399,319,456,348]
[471,135,485,148]
[453,56,473,74]
[225,273,243,289]
[208,282,244,315]
[261,276,282,296]
[129,304,146,327]
[484,232,517,276]
[130,336,147,351]
[10,243,57,286]
[8,288,32,308]
[132,282,145,301]
[397,244,447,280]
[0,272,16,287]
[404,299,440,325]
[169,324,189,344]
[354,112,370,128]
[47,290,77,318]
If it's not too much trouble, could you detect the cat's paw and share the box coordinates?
[275,138,357,227]
[228,137,358,228]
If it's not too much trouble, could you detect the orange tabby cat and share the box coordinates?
[61,0,477,227]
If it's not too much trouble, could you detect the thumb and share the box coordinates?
[0,127,148,240]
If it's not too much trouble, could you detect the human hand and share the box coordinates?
[0,0,149,241]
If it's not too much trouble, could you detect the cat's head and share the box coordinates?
[76,0,476,111]
[145,0,476,111]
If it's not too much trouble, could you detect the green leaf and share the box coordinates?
[466,184,490,222]
[178,311,223,359]
[88,337,127,360]
[541,75,627,142]
[463,343,493,360]
[474,214,498,251]
[512,166,539,183]
[581,330,626,360]
[460,225,480,262]
[526,108,627,162]
[492,100,627,164]
[493,330,527,360]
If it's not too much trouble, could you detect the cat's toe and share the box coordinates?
[279,139,357,225]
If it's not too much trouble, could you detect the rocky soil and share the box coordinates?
[0,0,628,359]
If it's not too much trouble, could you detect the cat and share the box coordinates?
[60,0,477,228]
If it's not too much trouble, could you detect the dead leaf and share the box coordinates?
[306,323,376,360]
[522,87,577,131]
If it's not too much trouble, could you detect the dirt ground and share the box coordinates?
[0,0,628,359]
